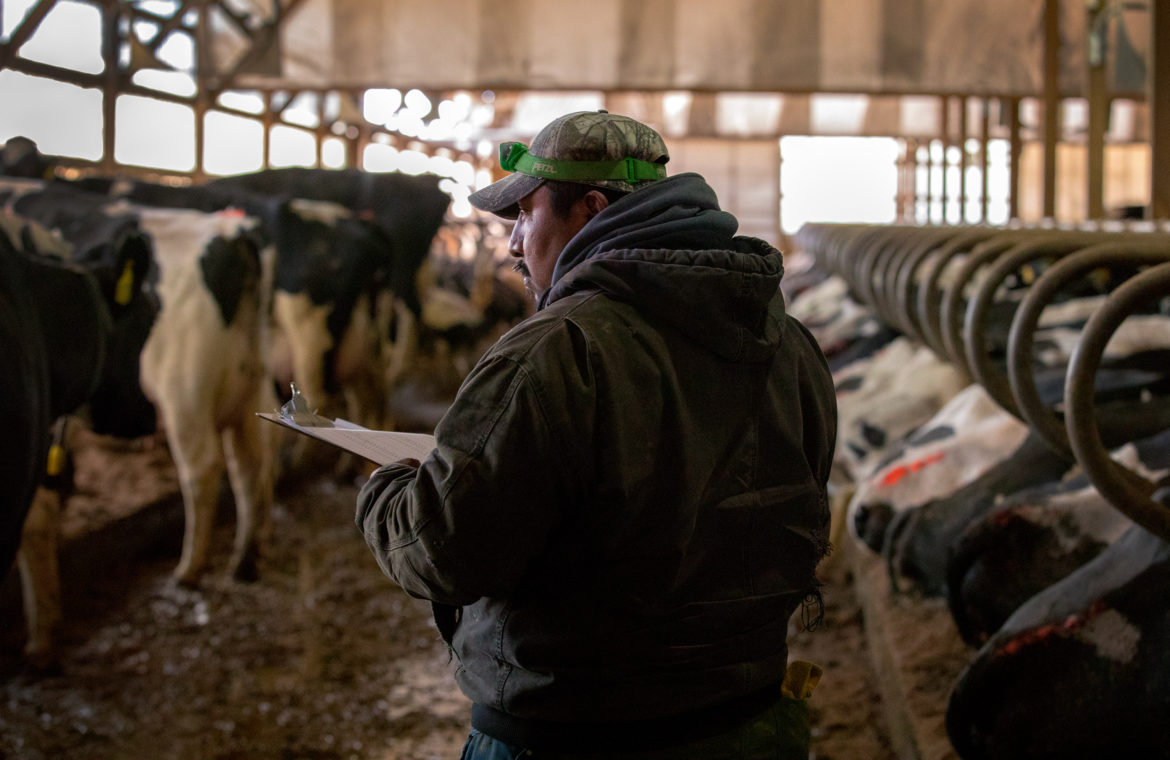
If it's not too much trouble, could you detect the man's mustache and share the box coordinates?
[512,260,530,278]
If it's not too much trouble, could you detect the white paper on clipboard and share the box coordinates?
[257,413,436,466]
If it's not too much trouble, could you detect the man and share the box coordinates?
[356,111,837,759]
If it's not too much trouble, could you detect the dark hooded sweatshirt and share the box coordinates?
[356,173,837,748]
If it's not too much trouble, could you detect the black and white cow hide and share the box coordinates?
[947,427,1170,646]
[946,503,1170,760]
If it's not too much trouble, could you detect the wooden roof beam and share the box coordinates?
[143,0,199,53]
[0,0,59,70]
[205,0,307,102]
[211,0,256,40]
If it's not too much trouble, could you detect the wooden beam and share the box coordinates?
[0,53,309,129]
[262,91,274,170]
[270,90,298,118]
[1152,0,1170,218]
[958,96,968,223]
[0,0,59,70]
[101,0,119,174]
[1008,97,1021,221]
[194,0,211,180]
[940,96,950,224]
[1,55,103,87]
[210,0,256,40]
[1043,0,1060,219]
[981,98,991,223]
[206,0,307,102]
[316,90,327,168]
[144,0,198,53]
[926,137,937,223]
[907,139,920,222]
[1086,0,1107,220]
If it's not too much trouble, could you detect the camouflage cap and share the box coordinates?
[468,110,669,219]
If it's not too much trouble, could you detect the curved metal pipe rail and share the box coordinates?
[899,228,999,354]
[961,233,1124,417]
[939,234,1034,373]
[872,228,932,330]
[1066,261,1170,542]
[861,227,915,326]
[880,227,964,342]
[963,232,1170,418]
[915,231,1013,359]
[851,226,905,308]
[1007,243,1170,454]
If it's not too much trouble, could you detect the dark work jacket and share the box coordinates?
[356,173,837,738]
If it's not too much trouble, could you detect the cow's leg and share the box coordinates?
[167,417,226,586]
[222,412,273,583]
[17,487,62,669]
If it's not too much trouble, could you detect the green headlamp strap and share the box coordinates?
[499,142,667,182]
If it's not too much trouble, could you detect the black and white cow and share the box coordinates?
[946,427,1170,646]
[2,181,278,666]
[946,503,1170,759]
[205,168,450,316]
[0,208,144,667]
[831,336,969,484]
[0,213,109,578]
[845,383,1031,555]
[75,174,445,432]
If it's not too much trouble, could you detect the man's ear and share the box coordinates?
[582,189,610,220]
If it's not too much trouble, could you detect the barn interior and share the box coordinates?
[2,1,1170,758]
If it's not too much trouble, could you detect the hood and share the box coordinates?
[541,173,786,363]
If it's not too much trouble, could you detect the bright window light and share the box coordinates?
[404,89,433,118]
[780,136,899,234]
[363,143,399,172]
[204,110,263,176]
[3,1,38,41]
[397,149,429,175]
[154,31,194,71]
[321,138,346,169]
[218,91,266,114]
[0,71,103,160]
[115,95,195,171]
[270,124,317,168]
[17,1,103,75]
[282,92,319,128]
[363,89,402,125]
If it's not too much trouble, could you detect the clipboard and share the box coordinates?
[257,383,436,466]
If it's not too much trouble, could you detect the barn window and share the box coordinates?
[7,0,103,75]
[0,71,103,160]
[204,110,264,176]
[115,95,196,171]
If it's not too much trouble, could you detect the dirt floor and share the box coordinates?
[1,431,900,760]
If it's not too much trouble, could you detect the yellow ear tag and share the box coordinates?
[47,444,66,477]
[114,259,135,305]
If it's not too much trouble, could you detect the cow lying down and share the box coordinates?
[846,383,1031,555]
[832,336,969,484]
[947,427,1170,646]
[946,492,1170,760]
[883,390,1170,599]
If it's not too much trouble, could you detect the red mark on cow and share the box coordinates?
[220,207,246,218]
[993,600,1110,659]
[879,451,945,488]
